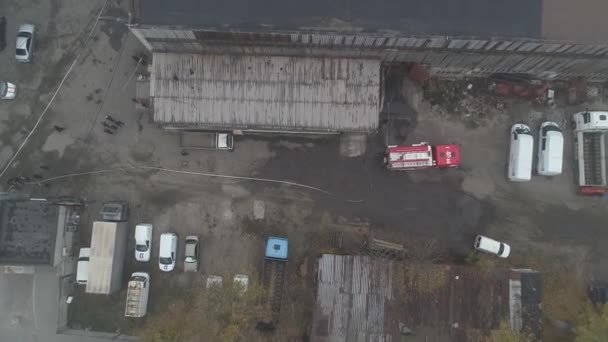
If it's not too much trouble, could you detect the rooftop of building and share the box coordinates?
[133,0,543,39]
[0,199,60,265]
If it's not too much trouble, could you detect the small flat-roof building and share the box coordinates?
[0,198,78,266]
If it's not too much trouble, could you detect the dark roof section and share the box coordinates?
[520,271,543,339]
[0,200,59,265]
[135,0,543,39]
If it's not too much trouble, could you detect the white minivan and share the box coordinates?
[537,121,564,176]
[508,123,534,182]
[159,233,177,272]
[134,224,153,262]
[474,235,511,258]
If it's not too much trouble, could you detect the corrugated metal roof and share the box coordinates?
[86,221,118,294]
[312,254,542,342]
[151,53,380,132]
[313,255,394,342]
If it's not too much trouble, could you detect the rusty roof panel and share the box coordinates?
[312,255,541,342]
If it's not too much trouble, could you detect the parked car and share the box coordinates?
[0,81,16,99]
[474,235,510,258]
[233,274,249,294]
[134,224,153,262]
[15,24,34,63]
[537,121,564,176]
[76,247,91,285]
[159,233,177,272]
[183,235,199,272]
[508,123,534,182]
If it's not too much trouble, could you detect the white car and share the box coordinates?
[15,24,34,63]
[134,224,153,262]
[76,248,91,285]
[474,235,511,258]
[0,81,16,99]
[159,233,177,272]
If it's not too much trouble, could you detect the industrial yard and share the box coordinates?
[1,1,608,342]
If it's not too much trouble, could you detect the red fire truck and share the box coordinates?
[384,143,460,171]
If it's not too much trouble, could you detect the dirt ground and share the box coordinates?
[62,72,608,340]
[2,1,608,340]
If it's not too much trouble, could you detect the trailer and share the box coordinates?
[125,272,150,318]
[573,111,608,194]
[384,143,459,171]
[257,236,288,330]
[179,131,234,150]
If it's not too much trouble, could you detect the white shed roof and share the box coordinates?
[151,53,381,132]
[86,221,118,294]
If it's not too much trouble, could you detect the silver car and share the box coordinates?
[15,24,34,63]
[0,81,16,99]
[183,235,199,272]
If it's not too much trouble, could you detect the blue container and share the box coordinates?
[265,236,288,259]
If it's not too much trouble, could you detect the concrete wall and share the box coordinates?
[130,27,608,81]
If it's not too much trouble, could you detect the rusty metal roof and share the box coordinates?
[150,53,380,132]
[312,255,542,342]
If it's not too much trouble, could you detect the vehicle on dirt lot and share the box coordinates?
[183,235,199,272]
[76,247,91,285]
[508,123,534,182]
[134,224,153,262]
[572,111,608,194]
[125,272,150,318]
[179,131,234,150]
[474,235,510,258]
[0,81,16,99]
[257,236,288,330]
[159,233,177,272]
[537,121,563,176]
[15,24,34,63]
[384,143,459,171]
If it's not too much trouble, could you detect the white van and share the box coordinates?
[474,235,511,258]
[537,121,564,176]
[508,124,534,182]
[76,248,90,285]
[159,233,177,272]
